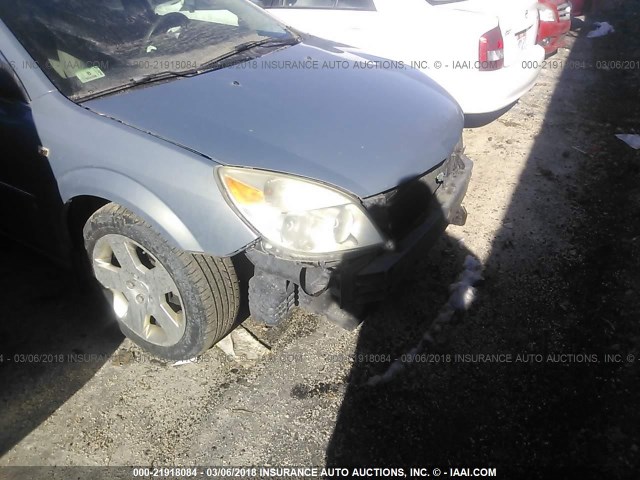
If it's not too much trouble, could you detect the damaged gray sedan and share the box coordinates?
[0,0,472,360]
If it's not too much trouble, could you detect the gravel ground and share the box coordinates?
[1,1,639,478]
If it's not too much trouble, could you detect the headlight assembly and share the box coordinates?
[217,167,384,258]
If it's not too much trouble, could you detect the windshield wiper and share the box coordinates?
[195,35,301,72]
[125,36,301,85]
[79,35,301,102]
[78,69,195,102]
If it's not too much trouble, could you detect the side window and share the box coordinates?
[272,0,337,8]
[335,0,375,10]
[0,55,28,102]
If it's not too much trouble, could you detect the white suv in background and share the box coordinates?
[259,0,545,115]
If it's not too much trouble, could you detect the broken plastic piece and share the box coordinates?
[587,22,615,38]
[172,357,198,366]
[615,134,640,150]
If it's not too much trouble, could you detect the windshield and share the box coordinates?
[0,0,294,100]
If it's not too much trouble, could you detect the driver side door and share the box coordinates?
[0,52,66,256]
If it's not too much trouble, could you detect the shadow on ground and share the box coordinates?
[0,236,122,456]
[326,2,640,477]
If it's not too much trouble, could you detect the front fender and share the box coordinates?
[29,91,258,257]
[59,168,204,252]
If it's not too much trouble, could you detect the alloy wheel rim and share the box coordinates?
[92,234,186,347]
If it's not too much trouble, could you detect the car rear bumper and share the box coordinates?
[245,153,473,328]
[429,44,545,114]
[538,20,571,53]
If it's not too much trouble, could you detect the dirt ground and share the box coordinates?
[1,1,639,478]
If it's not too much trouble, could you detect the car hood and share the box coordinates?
[83,37,463,198]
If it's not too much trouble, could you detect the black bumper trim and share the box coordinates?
[340,154,473,304]
[245,154,473,324]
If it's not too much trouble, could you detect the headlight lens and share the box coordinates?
[217,167,385,257]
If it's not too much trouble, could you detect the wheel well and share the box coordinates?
[65,195,110,251]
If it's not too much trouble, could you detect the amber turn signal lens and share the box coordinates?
[224,176,265,204]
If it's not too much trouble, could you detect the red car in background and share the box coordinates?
[537,0,572,55]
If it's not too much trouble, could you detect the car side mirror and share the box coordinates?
[0,64,28,103]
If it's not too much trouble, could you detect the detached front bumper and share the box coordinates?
[245,153,473,329]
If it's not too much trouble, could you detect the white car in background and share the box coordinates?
[258,0,545,115]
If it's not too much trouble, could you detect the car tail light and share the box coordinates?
[538,2,558,22]
[479,27,504,71]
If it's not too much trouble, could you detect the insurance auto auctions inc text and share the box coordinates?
[252,466,497,477]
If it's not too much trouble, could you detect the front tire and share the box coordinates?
[83,203,239,360]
